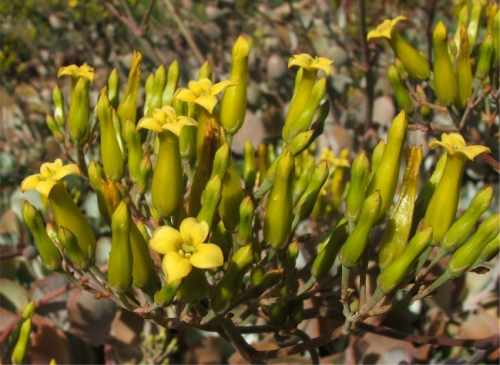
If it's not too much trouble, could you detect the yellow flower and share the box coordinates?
[58,63,94,83]
[320,148,335,165]
[21,159,80,197]
[150,218,224,283]
[428,133,491,159]
[137,106,197,136]
[367,16,407,40]
[288,54,333,76]
[173,78,235,114]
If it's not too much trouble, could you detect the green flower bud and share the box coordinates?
[492,10,500,65]
[144,73,155,118]
[476,33,493,80]
[377,227,433,293]
[287,130,316,157]
[345,151,370,223]
[331,149,350,211]
[237,196,254,245]
[210,143,230,179]
[220,35,250,135]
[197,175,222,228]
[447,214,500,277]
[117,51,142,127]
[179,124,197,162]
[370,140,385,179]
[264,149,295,250]
[162,60,180,106]
[198,60,213,81]
[123,118,143,183]
[136,155,152,195]
[467,0,483,49]
[68,77,90,144]
[178,267,209,304]
[378,146,422,270]
[10,314,32,365]
[243,140,257,191]
[23,201,62,271]
[432,21,458,106]
[108,201,133,293]
[477,233,500,264]
[453,4,469,50]
[442,186,493,252]
[339,190,381,268]
[212,221,233,262]
[152,65,167,111]
[388,64,414,113]
[107,68,120,109]
[130,222,161,291]
[455,26,473,110]
[248,268,283,298]
[52,84,65,127]
[46,114,65,143]
[219,162,245,233]
[154,279,182,307]
[295,161,329,221]
[58,226,90,270]
[366,110,407,223]
[293,158,315,205]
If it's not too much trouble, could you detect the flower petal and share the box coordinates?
[21,174,43,192]
[174,88,197,103]
[195,94,218,114]
[311,57,333,75]
[211,80,236,96]
[189,80,204,95]
[53,163,80,180]
[460,145,491,160]
[162,123,184,137]
[150,226,182,254]
[177,116,198,126]
[58,65,79,78]
[180,217,209,246]
[35,180,57,198]
[190,243,224,269]
[163,252,192,283]
[137,117,164,132]
[288,54,313,69]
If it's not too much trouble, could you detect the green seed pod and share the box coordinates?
[377,227,433,293]
[58,226,90,271]
[10,315,32,365]
[447,214,500,277]
[68,77,90,145]
[295,161,329,221]
[211,244,254,313]
[243,140,257,191]
[467,0,483,49]
[388,64,414,113]
[117,51,142,128]
[197,175,223,228]
[378,146,422,270]
[264,149,295,250]
[366,110,407,223]
[219,163,245,232]
[293,158,315,205]
[442,186,493,252]
[476,33,493,80]
[154,279,182,307]
[162,60,180,107]
[237,196,255,245]
[477,233,500,263]
[248,268,283,298]
[178,268,209,304]
[108,201,133,293]
[23,201,63,271]
[123,118,143,183]
[52,84,65,127]
[455,26,473,110]
[311,218,349,279]
[432,21,458,106]
[107,68,121,109]
[220,35,250,135]
[97,88,124,181]
[339,190,381,268]
[345,151,370,223]
[46,114,65,143]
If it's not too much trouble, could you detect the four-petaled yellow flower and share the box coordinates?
[58,63,94,83]
[173,78,235,114]
[21,158,80,197]
[150,218,224,283]
[288,54,333,76]
[137,106,197,136]
[428,133,491,159]
[367,16,407,41]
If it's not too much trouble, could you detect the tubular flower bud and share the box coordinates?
[52,84,65,127]
[150,218,223,283]
[477,233,500,264]
[243,140,257,191]
[162,60,180,107]
[293,158,315,205]
[137,155,152,195]
[143,74,155,118]
[210,244,254,314]
[423,133,491,245]
[492,10,499,65]
[58,226,90,270]
[130,222,161,291]
[123,118,143,183]
[23,201,63,271]
[248,269,283,298]
[287,130,316,157]
[198,61,213,81]
[378,146,422,270]
[10,312,33,365]
[237,196,255,245]
[96,89,124,181]
[367,16,430,80]
[88,161,112,224]
[455,26,473,110]
[283,54,333,142]
[447,214,500,277]
[197,175,223,228]
[331,149,350,211]
[219,163,245,232]
[377,227,433,293]
[264,149,295,251]
[151,65,167,113]
[345,151,370,223]
[220,35,250,135]
[154,279,182,307]
[442,186,493,252]
[107,68,120,109]
[179,124,197,162]
[371,140,385,177]
[432,21,458,106]
[117,51,142,127]
[46,114,65,143]
[454,4,469,49]
[295,161,329,221]
[210,143,230,180]
[467,0,484,49]
[311,219,349,279]
[388,64,414,113]
[339,190,381,268]
[137,106,197,217]
[476,33,493,80]
[21,159,96,259]
[68,77,91,144]
[366,110,407,223]
[108,201,133,293]
[178,268,209,304]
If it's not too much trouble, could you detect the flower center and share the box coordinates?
[178,242,196,259]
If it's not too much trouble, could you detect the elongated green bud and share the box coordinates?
[455,26,472,110]
[107,68,120,109]
[151,65,167,112]
[293,158,314,205]
[311,219,349,279]
[210,143,230,180]
[264,149,295,250]
[144,74,155,118]
[476,33,493,79]
[345,151,370,223]
[331,149,350,211]
[287,130,316,157]
[454,4,469,49]
[378,146,422,270]
[52,84,65,127]
[117,51,142,128]
[492,10,499,65]
[179,124,197,162]
[130,222,161,291]
[23,201,62,271]
[97,89,124,181]
[198,60,212,81]
[212,221,233,261]
[477,233,500,264]
[123,118,143,183]
[178,268,209,304]
[442,186,493,252]
[162,60,180,106]
[211,244,254,313]
[68,77,90,144]
[46,114,65,143]
[248,268,283,298]
[219,163,245,232]
[432,21,457,106]
[237,196,254,245]
[467,0,483,49]
[339,190,381,268]
[366,110,407,222]
[137,155,152,195]
[197,175,222,228]
[295,161,329,221]
[377,227,433,293]
[10,314,32,365]
[154,279,182,307]
[108,201,133,293]
[243,140,257,191]
[371,140,385,178]
[58,226,90,270]
[220,35,250,135]
[447,214,500,277]
[388,64,414,113]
